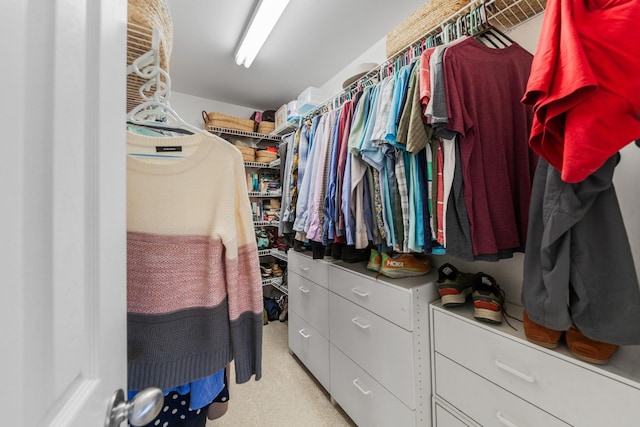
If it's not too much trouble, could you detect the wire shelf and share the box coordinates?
[254,220,279,227]
[270,118,301,137]
[208,126,280,141]
[270,249,288,262]
[248,191,282,198]
[244,161,279,170]
[304,0,546,119]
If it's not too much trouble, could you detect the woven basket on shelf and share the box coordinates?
[257,121,276,135]
[236,146,256,162]
[202,111,256,133]
[255,150,278,164]
[128,0,173,73]
[386,0,469,57]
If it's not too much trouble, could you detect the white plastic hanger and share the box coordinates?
[127,68,205,135]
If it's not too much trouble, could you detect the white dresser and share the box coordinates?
[287,250,336,392]
[288,250,440,426]
[430,301,640,427]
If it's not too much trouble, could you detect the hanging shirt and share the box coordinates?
[385,63,414,145]
[443,37,536,257]
[336,100,356,240]
[522,0,640,183]
[293,120,317,235]
[323,109,344,244]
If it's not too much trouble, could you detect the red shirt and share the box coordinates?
[523,0,640,183]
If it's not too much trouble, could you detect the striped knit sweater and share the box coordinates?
[126,131,262,391]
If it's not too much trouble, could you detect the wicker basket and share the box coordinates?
[202,111,256,133]
[257,121,276,135]
[128,0,173,73]
[236,145,256,162]
[255,149,278,164]
[386,0,469,57]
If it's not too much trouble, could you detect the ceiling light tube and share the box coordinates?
[235,0,290,68]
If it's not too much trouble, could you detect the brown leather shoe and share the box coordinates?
[523,310,564,349]
[565,327,619,365]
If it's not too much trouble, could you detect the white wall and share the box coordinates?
[319,36,387,98]
[170,91,258,129]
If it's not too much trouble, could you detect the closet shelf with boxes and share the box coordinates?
[200,109,289,294]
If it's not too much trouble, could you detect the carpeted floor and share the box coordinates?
[208,320,356,427]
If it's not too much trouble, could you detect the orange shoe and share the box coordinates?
[367,248,382,272]
[379,252,431,278]
[522,310,564,349]
[565,327,619,365]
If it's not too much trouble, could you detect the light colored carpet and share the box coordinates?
[208,320,356,427]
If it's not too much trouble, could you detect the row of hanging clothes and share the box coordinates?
[279,4,538,262]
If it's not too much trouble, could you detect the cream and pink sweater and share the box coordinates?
[126,131,262,391]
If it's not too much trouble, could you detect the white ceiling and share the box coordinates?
[165,0,428,111]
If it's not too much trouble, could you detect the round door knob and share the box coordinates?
[105,387,164,427]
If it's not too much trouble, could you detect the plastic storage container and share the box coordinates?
[297,87,326,114]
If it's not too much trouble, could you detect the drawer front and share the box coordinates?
[434,403,473,427]
[288,272,329,338]
[434,353,569,427]
[288,311,330,391]
[329,292,415,408]
[433,308,640,426]
[287,250,330,287]
[330,344,415,427]
[329,265,413,330]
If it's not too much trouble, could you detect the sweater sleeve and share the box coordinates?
[225,147,263,383]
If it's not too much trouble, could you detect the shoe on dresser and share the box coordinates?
[471,272,505,324]
[367,248,382,272]
[565,326,619,365]
[436,263,474,307]
[379,252,431,278]
[522,310,564,349]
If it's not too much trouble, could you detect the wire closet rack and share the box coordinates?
[306,0,547,119]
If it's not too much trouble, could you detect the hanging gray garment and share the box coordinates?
[522,155,640,345]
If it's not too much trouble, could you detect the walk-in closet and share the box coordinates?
[5,0,640,426]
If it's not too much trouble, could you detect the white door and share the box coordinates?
[2,0,131,425]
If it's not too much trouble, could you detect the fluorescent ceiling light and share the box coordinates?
[235,0,290,68]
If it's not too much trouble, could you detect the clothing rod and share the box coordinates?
[304,0,545,120]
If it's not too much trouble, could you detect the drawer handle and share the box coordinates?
[298,286,310,294]
[352,378,372,395]
[298,329,311,339]
[494,360,535,383]
[351,317,370,329]
[351,287,370,297]
[496,411,519,427]
[299,265,310,272]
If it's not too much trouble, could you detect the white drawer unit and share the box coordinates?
[330,344,415,427]
[287,251,337,394]
[287,250,331,287]
[288,272,329,338]
[329,262,439,426]
[430,301,640,427]
[329,291,415,407]
[434,353,569,427]
[288,254,439,426]
[329,263,415,330]
[288,310,330,391]
[433,402,474,427]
